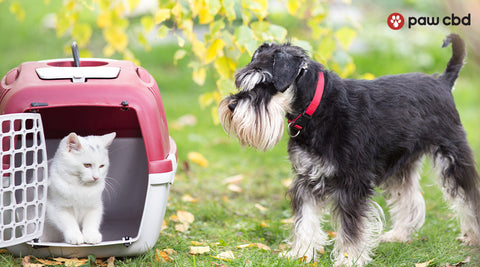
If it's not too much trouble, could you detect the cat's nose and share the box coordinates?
[93,177,99,181]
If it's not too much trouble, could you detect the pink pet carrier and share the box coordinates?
[0,45,177,257]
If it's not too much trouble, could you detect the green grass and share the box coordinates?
[1,1,480,266]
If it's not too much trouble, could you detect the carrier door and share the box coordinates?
[0,113,48,247]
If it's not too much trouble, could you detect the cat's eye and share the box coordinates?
[83,163,92,168]
[99,164,105,168]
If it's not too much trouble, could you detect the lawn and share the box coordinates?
[1,1,480,266]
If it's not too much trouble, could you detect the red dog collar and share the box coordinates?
[288,71,325,137]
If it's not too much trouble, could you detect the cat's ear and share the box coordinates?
[101,132,116,148]
[66,133,82,152]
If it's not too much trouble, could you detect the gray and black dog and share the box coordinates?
[218,34,480,266]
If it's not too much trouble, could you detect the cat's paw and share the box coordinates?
[83,230,102,244]
[64,231,84,245]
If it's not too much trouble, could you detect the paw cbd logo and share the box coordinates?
[388,13,404,30]
[388,12,471,30]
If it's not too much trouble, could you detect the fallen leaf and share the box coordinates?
[177,210,195,224]
[281,217,295,225]
[191,241,207,246]
[21,256,42,267]
[222,195,230,203]
[35,258,58,265]
[163,248,176,255]
[415,259,434,267]
[227,184,242,193]
[189,246,210,255]
[182,194,198,203]
[252,243,271,251]
[161,220,168,231]
[212,250,235,260]
[0,249,9,254]
[53,257,89,267]
[188,151,209,167]
[223,174,244,185]
[259,221,269,227]
[236,243,271,251]
[171,114,197,130]
[155,249,172,262]
[175,223,190,232]
[106,256,115,267]
[327,231,337,238]
[254,203,268,212]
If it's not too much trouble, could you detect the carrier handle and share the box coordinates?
[71,41,80,67]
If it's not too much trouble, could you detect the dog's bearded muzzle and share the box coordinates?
[218,89,290,151]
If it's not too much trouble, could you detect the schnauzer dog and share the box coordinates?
[218,33,480,266]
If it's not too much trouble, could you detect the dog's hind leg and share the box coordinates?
[381,160,426,243]
[434,142,480,246]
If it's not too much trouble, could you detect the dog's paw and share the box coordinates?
[457,233,479,246]
[380,230,410,243]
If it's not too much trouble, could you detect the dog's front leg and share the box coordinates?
[286,181,329,262]
[331,187,384,267]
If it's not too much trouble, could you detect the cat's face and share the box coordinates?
[60,132,116,185]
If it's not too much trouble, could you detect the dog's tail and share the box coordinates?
[439,33,466,88]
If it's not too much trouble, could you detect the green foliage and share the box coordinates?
[6,0,359,123]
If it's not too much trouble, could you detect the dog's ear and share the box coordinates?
[273,51,303,92]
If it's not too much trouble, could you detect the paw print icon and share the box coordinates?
[388,13,405,30]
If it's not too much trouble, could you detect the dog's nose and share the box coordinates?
[228,102,237,112]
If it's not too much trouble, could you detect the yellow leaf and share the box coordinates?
[171,2,182,21]
[97,11,112,28]
[198,5,214,24]
[205,39,225,64]
[191,241,207,246]
[361,73,375,80]
[103,44,115,57]
[106,256,115,267]
[9,2,25,22]
[286,0,303,15]
[255,203,268,212]
[189,246,210,255]
[188,151,209,167]
[259,221,269,227]
[252,242,271,250]
[72,23,92,47]
[336,26,357,50]
[223,174,244,185]
[155,249,172,262]
[227,184,243,193]
[214,56,235,79]
[182,194,198,203]
[281,217,294,225]
[141,16,154,31]
[192,40,206,59]
[161,220,168,231]
[177,210,195,224]
[175,223,190,232]
[212,250,235,260]
[104,27,128,52]
[222,0,236,21]
[155,8,171,24]
[173,49,187,65]
[193,67,207,86]
[415,259,434,267]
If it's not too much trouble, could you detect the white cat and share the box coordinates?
[42,132,116,245]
